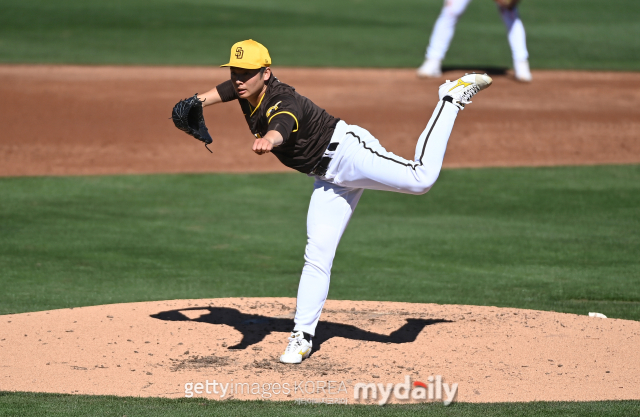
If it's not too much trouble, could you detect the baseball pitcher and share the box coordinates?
[172,39,492,364]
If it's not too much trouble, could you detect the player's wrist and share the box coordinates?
[263,131,283,147]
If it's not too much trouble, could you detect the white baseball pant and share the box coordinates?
[425,0,529,62]
[293,99,460,336]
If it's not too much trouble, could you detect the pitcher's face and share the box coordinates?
[230,67,270,101]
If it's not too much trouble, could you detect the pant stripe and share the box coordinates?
[417,100,447,163]
[345,100,447,170]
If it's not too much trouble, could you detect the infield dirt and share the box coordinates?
[1,65,639,176]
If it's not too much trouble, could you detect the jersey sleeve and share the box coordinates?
[215,80,239,102]
[265,94,300,144]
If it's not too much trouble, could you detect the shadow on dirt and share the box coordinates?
[441,66,509,76]
[151,307,451,353]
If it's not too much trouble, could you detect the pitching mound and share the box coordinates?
[1,298,638,404]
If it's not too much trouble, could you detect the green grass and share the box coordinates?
[1,392,639,417]
[0,0,638,70]
[1,165,639,320]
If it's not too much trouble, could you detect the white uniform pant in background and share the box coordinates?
[293,100,459,335]
[425,0,529,62]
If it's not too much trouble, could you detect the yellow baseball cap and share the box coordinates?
[220,39,271,69]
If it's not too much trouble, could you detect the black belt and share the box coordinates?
[310,142,340,177]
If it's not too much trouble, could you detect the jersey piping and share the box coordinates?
[249,93,266,116]
[268,111,299,132]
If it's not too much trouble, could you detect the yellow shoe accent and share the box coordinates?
[448,79,472,92]
[299,348,310,356]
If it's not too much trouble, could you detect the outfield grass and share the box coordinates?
[0,0,639,70]
[1,392,639,417]
[1,165,638,320]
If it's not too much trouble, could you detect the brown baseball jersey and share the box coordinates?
[216,74,339,174]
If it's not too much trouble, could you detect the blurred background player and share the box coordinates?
[417,0,532,82]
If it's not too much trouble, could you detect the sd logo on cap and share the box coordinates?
[221,40,271,69]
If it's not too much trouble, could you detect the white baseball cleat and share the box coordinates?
[514,59,532,82]
[417,58,442,78]
[279,331,312,364]
[438,73,493,109]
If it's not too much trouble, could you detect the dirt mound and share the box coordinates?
[1,298,638,404]
[1,66,639,177]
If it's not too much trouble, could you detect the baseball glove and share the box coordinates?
[171,94,213,153]
[493,0,520,9]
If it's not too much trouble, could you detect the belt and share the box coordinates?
[309,140,341,177]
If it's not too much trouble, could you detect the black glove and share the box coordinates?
[171,94,213,152]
